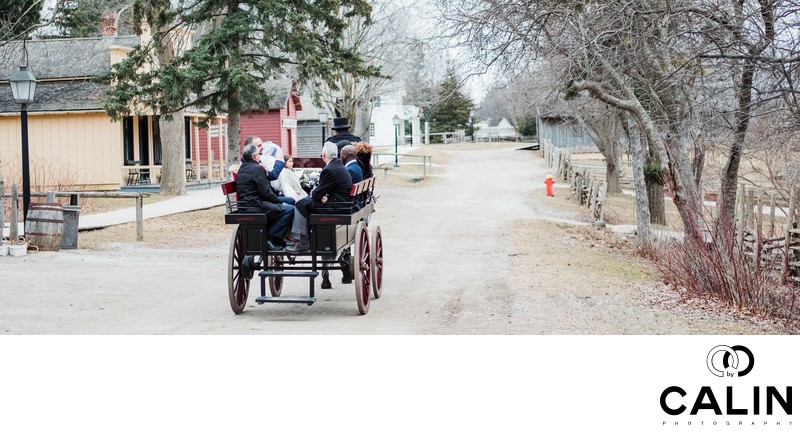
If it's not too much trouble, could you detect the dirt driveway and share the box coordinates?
[0,142,790,334]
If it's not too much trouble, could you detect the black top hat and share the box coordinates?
[331,117,350,130]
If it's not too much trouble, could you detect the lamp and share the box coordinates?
[9,65,37,224]
[318,109,329,144]
[469,109,475,143]
[392,115,400,167]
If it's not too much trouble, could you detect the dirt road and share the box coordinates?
[0,143,787,334]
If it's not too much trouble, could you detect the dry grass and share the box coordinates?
[79,205,229,250]
[80,194,171,215]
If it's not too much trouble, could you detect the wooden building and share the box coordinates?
[0,35,223,190]
[196,80,303,163]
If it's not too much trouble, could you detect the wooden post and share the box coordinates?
[217,118,224,180]
[769,193,776,238]
[136,194,144,241]
[10,184,19,241]
[785,189,796,283]
[193,117,201,179]
[206,124,213,181]
[737,183,746,248]
[598,181,608,222]
[755,191,763,267]
[756,191,763,236]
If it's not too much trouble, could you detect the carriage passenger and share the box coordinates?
[235,143,295,252]
[340,145,364,184]
[285,142,353,253]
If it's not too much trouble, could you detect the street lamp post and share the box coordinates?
[9,65,37,224]
[392,115,400,167]
[469,110,475,143]
[318,109,329,145]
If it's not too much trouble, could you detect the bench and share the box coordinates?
[125,160,151,186]
[185,159,196,181]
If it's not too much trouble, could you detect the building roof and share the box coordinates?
[0,36,139,114]
[0,36,139,80]
[0,79,109,113]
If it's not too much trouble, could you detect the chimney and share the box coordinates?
[101,11,117,37]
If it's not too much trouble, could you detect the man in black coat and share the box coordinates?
[325,117,361,147]
[235,143,295,251]
[286,142,353,253]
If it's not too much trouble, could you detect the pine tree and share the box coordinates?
[429,68,473,134]
[0,0,41,40]
[104,0,381,176]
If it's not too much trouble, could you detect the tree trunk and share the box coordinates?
[647,179,666,226]
[227,110,241,172]
[605,138,622,193]
[626,115,651,246]
[155,7,185,196]
[159,114,186,195]
[719,63,754,227]
[692,144,705,188]
[646,151,666,226]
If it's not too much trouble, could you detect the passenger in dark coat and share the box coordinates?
[286,142,353,253]
[235,143,295,251]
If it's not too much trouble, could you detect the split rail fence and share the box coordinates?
[543,139,800,284]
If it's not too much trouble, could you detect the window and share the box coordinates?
[152,116,162,165]
[138,116,150,165]
[123,116,134,165]
[369,122,375,137]
[372,96,381,107]
[184,117,192,158]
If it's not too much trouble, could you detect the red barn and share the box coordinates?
[195,80,302,171]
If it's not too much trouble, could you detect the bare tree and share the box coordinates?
[572,98,624,194]
[315,0,413,139]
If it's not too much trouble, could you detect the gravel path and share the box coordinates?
[0,142,788,334]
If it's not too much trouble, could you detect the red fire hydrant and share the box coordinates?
[544,174,555,197]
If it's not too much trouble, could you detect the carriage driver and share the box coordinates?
[235,143,295,252]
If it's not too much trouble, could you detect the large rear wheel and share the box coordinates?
[370,225,383,299]
[353,221,371,315]
[228,225,253,314]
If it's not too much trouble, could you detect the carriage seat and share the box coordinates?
[321,176,376,213]
[221,181,270,225]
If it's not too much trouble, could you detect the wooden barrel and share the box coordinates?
[25,203,64,251]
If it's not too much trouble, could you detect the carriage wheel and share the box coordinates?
[370,225,383,299]
[228,225,253,314]
[268,255,284,297]
[353,221,371,315]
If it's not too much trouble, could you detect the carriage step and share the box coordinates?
[255,296,316,305]
[259,270,319,278]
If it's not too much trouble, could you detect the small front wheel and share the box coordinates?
[268,255,284,297]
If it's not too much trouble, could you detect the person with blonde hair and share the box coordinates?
[354,141,373,179]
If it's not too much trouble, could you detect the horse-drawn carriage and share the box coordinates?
[222,169,383,315]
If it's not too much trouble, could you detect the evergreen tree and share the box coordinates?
[0,0,41,40]
[104,0,381,174]
[429,68,473,134]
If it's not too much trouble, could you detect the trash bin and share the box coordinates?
[61,194,80,250]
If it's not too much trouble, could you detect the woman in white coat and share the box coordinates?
[272,154,308,202]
